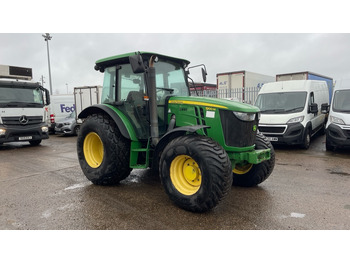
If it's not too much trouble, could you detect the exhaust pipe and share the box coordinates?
[148,55,159,146]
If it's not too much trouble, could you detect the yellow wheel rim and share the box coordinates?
[233,163,253,175]
[83,132,104,168]
[170,155,202,196]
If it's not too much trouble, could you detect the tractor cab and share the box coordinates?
[95,52,191,140]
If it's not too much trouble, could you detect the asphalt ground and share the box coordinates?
[0,133,349,230]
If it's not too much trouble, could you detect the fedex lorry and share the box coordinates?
[0,65,50,145]
[255,80,329,149]
[217,70,274,104]
[47,94,75,133]
[276,71,333,103]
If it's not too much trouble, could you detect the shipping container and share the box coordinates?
[216,70,274,103]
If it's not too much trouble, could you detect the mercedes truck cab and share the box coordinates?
[0,65,50,146]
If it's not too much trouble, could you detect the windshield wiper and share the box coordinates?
[2,101,42,107]
[156,87,174,92]
[284,106,304,113]
[260,109,285,113]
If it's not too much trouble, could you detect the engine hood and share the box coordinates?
[168,96,260,113]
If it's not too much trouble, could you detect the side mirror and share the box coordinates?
[321,103,329,114]
[129,53,146,74]
[201,67,207,83]
[309,103,318,114]
[45,88,50,105]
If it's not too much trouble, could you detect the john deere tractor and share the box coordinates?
[77,51,275,212]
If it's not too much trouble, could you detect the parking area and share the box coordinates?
[0,133,349,230]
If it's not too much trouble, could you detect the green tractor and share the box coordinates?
[77,51,275,212]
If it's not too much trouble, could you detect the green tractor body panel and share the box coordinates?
[81,51,271,169]
[167,96,270,166]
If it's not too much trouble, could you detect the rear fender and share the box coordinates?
[78,104,138,141]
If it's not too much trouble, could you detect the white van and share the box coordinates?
[47,94,75,133]
[255,80,329,149]
[325,79,350,150]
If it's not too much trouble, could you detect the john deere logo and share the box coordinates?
[253,125,257,132]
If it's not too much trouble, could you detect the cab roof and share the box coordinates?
[95,51,191,71]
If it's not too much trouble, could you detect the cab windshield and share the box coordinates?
[255,92,307,114]
[333,89,350,112]
[0,86,44,108]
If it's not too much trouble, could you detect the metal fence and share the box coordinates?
[190,86,260,105]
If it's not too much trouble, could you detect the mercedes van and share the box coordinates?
[255,80,329,149]
[325,79,350,150]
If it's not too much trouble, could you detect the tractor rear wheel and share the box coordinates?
[232,132,275,187]
[159,135,232,212]
[77,113,132,185]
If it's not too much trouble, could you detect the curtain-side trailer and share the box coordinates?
[276,71,333,103]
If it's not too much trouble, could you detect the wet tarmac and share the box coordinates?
[0,133,349,230]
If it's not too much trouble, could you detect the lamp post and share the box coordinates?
[42,33,53,95]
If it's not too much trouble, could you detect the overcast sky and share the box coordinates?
[1,1,350,95]
[1,33,350,95]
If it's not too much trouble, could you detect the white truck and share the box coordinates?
[0,65,50,145]
[74,85,102,125]
[216,70,274,104]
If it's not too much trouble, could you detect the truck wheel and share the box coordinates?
[159,135,232,212]
[326,137,335,151]
[29,140,42,146]
[301,128,311,149]
[77,113,132,185]
[232,132,275,187]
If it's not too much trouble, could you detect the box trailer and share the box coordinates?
[276,71,333,103]
[217,70,274,104]
[74,86,102,124]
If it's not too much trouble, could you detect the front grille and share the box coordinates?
[219,110,258,147]
[258,125,287,134]
[2,116,43,126]
[344,130,350,138]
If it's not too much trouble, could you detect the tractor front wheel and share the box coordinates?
[77,113,132,185]
[232,132,275,187]
[159,135,232,212]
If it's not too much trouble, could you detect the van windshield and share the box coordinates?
[333,90,350,113]
[255,92,307,114]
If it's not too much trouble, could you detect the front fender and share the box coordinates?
[152,125,209,172]
[78,104,138,141]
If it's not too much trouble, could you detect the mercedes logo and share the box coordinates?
[19,115,29,125]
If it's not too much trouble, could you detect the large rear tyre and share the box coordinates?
[77,114,132,185]
[232,132,275,187]
[159,135,232,212]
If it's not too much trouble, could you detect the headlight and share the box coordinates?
[41,126,49,133]
[0,128,6,136]
[330,115,345,125]
[287,116,304,124]
[233,111,256,121]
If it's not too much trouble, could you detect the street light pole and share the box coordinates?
[42,33,53,95]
